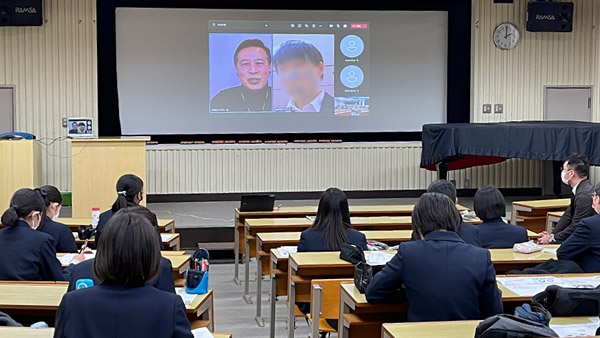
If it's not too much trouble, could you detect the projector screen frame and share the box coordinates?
[97,0,471,143]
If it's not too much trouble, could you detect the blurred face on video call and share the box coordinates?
[78,124,86,133]
[235,46,271,91]
[279,58,324,102]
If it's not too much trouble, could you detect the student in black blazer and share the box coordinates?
[539,154,595,244]
[96,174,145,244]
[474,186,528,249]
[365,193,503,322]
[36,186,78,253]
[67,206,174,292]
[54,210,193,338]
[0,189,82,281]
[297,188,367,325]
[418,179,481,246]
[557,184,600,272]
[298,188,368,252]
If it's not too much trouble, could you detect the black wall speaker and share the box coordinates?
[0,0,43,26]
[527,1,574,32]
[494,0,515,3]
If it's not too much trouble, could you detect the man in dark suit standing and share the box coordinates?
[539,154,595,244]
[557,183,600,272]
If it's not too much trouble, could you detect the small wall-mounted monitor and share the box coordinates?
[67,118,94,138]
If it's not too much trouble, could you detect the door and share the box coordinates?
[543,86,592,196]
[0,86,14,134]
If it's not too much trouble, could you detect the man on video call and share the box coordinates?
[68,122,78,134]
[273,40,334,113]
[210,39,272,112]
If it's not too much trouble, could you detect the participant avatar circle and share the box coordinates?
[340,65,364,88]
[340,35,364,58]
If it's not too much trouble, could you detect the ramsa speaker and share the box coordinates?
[0,0,43,26]
[526,1,573,32]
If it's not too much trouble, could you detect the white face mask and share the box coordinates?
[51,204,61,221]
[561,170,573,185]
[30,212,41,230]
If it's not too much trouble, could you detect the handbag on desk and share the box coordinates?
[354,261,373,293]
[185,248,210,294]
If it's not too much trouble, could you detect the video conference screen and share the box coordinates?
[115,8,448,135]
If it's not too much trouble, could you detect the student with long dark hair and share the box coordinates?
[96,174,145,243]
[36,185,78,253]
[0,189,80,281]
[366,193,503,321]
[474,185,528,249]
[66,206,174,292]
[54,211,193,338]
[296,188,366,322]
[298,187,367,252]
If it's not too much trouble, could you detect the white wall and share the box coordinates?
[1,0,597,194]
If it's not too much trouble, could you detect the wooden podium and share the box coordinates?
[0,140,42,210]
[70,138,148,218]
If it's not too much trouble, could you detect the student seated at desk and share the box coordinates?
[298,187,367,252]
[36,186,78,253]
[417,179,480,246]
[297,188,367,320]
[365,192,503,322]
[54,211,193,338]
[474,186,528,249]
[0,189,82,281]
[67,206,174,293]
[96,174,147,244]
[557,183,600,272]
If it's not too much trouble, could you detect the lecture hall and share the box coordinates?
[1,0,600,337]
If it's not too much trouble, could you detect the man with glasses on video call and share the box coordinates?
[273,39,334,113]
[210,39,272,112]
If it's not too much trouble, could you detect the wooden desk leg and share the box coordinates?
[339,289,352,338]
[269,257,277,338]
[233,219,241,285]
[287,267,296,338]
[255,246,264,326]
[243,226,253,304]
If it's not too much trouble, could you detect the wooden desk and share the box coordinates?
[0,327,55,338]
[0,328,232,338]
[254,230,410,326]
[546,211,565,233]
[58,253,190,283]
[244,215,485,304]
[341,274,595,338]
[381,317,597,338]
[71,232,181,251]
[58,217,175,233]
[0,282,214,331]
[0,140,41,212]
[510,198,570,233]
[232,204,469,284]
[283,248,558,338]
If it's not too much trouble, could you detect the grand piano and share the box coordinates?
[421,121,600,185]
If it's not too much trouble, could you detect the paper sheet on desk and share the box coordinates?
[160,234,172,241]
[542,248,558,254]
[550,322,598,337]
[497,276,600,297]
[366,251,394,266]
[59,252,95,265]
[277,246,298,257]
[175,287,196,306]
[191,327,214,338]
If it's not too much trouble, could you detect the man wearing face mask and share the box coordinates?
[273,40,334,113]
[36,186,78,253]
[557,183,600,272]
[538,154,595,244]
[0,188,82,281]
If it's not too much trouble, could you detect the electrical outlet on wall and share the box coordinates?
[483,104,492,114]
[62,117,68,128]
[494,104,504,114]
